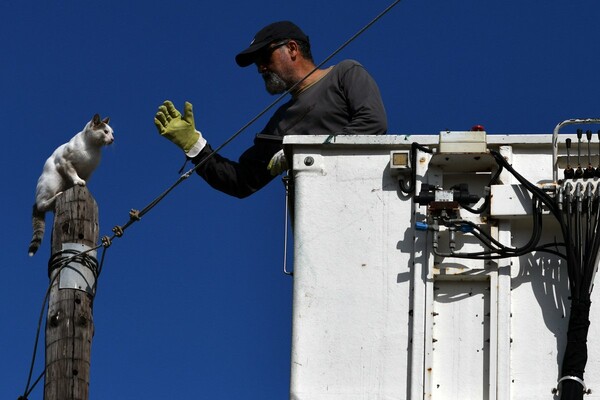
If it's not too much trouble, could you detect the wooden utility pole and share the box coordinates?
[45,186,99,400]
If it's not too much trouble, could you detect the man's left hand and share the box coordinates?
[267,149,288,176]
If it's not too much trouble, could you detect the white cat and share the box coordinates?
[28,114,114,256]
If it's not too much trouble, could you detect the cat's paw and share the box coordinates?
[74,179,86,186]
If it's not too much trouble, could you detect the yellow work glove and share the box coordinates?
[154,100,206,157]
[267,149,288,176]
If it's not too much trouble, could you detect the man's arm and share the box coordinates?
[191,138,281,198]
[154,100,283,198]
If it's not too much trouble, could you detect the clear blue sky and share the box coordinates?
[1,0,599,398]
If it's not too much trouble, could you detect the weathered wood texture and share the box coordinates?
[45,186,99,400]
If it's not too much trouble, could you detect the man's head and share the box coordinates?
[236,21,315,95]
[235,21,311,67]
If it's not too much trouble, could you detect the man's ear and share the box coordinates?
[287,40,300,60]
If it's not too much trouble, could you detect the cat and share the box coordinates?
[28,114,114,256]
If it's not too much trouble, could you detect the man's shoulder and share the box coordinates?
[330,59,370,79]
[334,59,363,71]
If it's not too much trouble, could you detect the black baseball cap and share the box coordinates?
[235,21,309,67]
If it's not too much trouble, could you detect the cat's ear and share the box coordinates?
[92,114,101,126]
[102,117,110,125]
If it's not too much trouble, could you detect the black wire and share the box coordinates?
[433,151,575,263]
[460,163,503,214]
[585,190,600,277]
[460,197,489,215]
[564,185,578,293]
[581,187,600,301]
[490,148,600,302]
[490,149,578,283]
[490,150,559,216]
[439,204,543,260]
[400,142,434,194]
[455,220,507,249]
[22,261,64,398]
[442,197,544,260]
[20,370,44,400]
[468,229,504,252]
[414,148,563,264]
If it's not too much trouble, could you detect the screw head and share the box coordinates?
[304,156,314,166]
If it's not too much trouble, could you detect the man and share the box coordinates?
[154,21,387,198]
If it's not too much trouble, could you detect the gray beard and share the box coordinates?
[262,71,289,95]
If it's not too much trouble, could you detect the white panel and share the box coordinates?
[432,280,490,400]
[490,185,533,217]
[290,145,412,400]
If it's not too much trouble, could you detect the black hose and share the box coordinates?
[399,142,433,195]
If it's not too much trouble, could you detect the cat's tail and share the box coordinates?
[28,204,46,256]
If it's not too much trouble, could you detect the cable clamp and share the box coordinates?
[112,225,124,237]
[552,375,591,395]
[129,209,141,221]
[101,236,113,248]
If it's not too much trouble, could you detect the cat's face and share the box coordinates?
[88,114,115,146]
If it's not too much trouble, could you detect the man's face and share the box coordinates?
[255,40,297,95]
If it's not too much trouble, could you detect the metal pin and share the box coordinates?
[575,129,583,179]
[565,138,574,179]
[596,130,600,177]
[585,130,594,178]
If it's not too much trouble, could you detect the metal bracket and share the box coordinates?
[58,243,98,295]
[282,174,293,276]
[552,118,600,183]
[552,375,591,395]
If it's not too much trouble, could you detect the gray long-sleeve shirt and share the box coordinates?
[193,59,387,198]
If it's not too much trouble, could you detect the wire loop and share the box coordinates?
[47,249,99,280]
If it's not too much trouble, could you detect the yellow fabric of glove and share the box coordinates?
[154,100,200,153]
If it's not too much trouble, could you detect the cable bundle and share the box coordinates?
[408,140,596,399]
[457,149,594,399]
